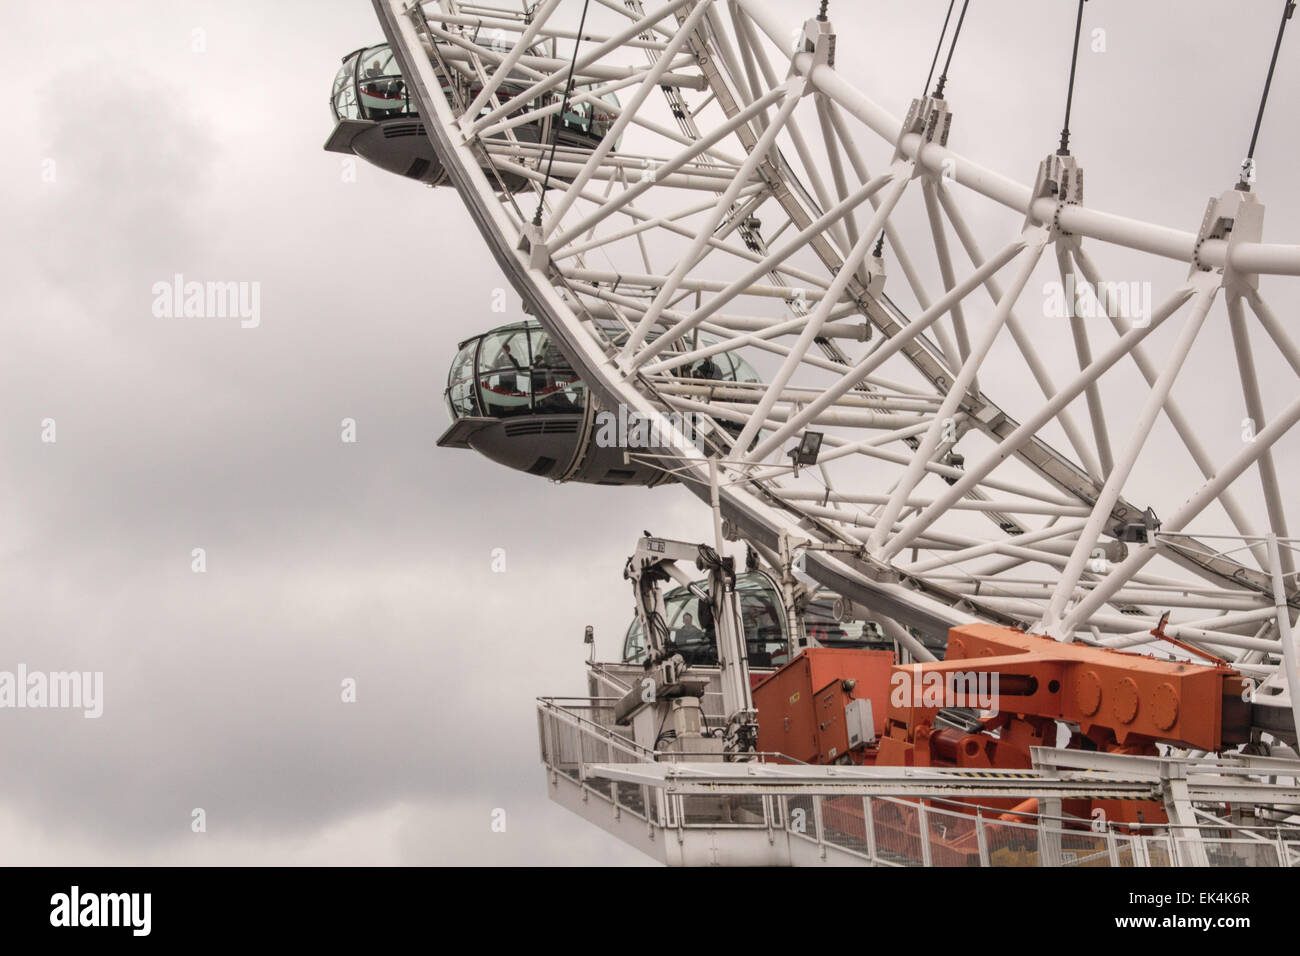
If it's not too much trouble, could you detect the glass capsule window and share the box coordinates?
[332,51,362,120]
[330,40,624,160]
[357,46,410,119]
[681,349,760,384]
[444,322,586,420]
[621,572,791,668]
[590,320,758,383]
[332,43,621,154]
[445,340,479,420]
[477,326,533,418]
[588,89,621,143]
[528,328,585,414]
[331,45,415,123]
[726,351,761,384]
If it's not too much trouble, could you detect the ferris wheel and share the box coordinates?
[363,0,1300,742]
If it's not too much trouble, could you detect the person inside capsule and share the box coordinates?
[354,47,408,120]
[530,331,582,414]
[674,612,706,644]
[476,327,532,418]
[444,322,593,425]
[331,43,621,164]
[624,572,789,669]
[692,356,723,380]
[667,608,716,666]
[440,319,762,483]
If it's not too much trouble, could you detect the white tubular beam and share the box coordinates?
[870,233,1049,554]
[468,0,700,134]
[1227,294,1294,576]
[785,436,1084,506]
[1110,590,1267,614]
[728,6,851,259]
[935,182,1103,481]
[899,520,1091,575]
[617,79,805,361]
[876,615,938,663]
[548,84,788,249]
[1215,241,1300,276]
[460,0,563,126]
[656,310,866,339]
[941,583,1264,613]
[477,72,658,139]
[816,96,863,274]
[581,284,876,380]
[553,195,724,260]
[706,401,924,432]
[628,168,897,368]
[921,180,970,377]
[707,2,761,108]
[786,45,1300,275]
[1072,245,1267,570]
[883,284,1196,560]
[1103,608,1282,650]
[1041,277,1219,634]
[782,112,853,259]
[429,10,669,50]
[561,268,812,299]
[1265,535,1300,740]
[1246,289,1300,376]
[489,154,741,192]
[593,0,676,39]
[1059,395,1300,635]
[733,170,913,459]
[734,0,797,63]
[824,100,932,310]
[746,235,1028,464]
[805,419,952,464]
[732,15,770,135]
[848,523,1082,573]
[658,382,933,413]
[432,30,704,90]
[541,0,715,234]
[776,490,1090,519]
[1091,621,1278,652]
[1057,244,1115,476]
[641,315,814,375]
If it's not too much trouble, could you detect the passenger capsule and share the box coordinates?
[438,319,761,485]
[325,43,621,189]
[621,570,896,670]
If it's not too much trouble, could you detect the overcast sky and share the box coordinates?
[3,1,1297,865]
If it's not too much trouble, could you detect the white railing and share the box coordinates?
[537,697,1300,867]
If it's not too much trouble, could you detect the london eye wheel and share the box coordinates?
[356,1,1300,747]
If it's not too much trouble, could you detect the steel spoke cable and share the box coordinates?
[932,0,971,98]
[1238,0,1296,189]
[533,0,593,225]
[1057,0,1088,156]
[923,0,957,97]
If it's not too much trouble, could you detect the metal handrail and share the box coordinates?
[537,695,812,765]
[537,696,1300,866]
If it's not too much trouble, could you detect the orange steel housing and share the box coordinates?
[752,625,1251,834]
[753,648,894,764]
[882,624,1249,758]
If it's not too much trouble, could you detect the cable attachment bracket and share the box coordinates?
[793,11,836,77]
[895,96,952,167]
[1027,152,1084,238]
[1191,187,1265,291]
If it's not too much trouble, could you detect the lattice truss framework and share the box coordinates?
[373,0,1300,728]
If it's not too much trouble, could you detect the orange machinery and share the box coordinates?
[754,623,1253,831]
[753,647,894,764]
